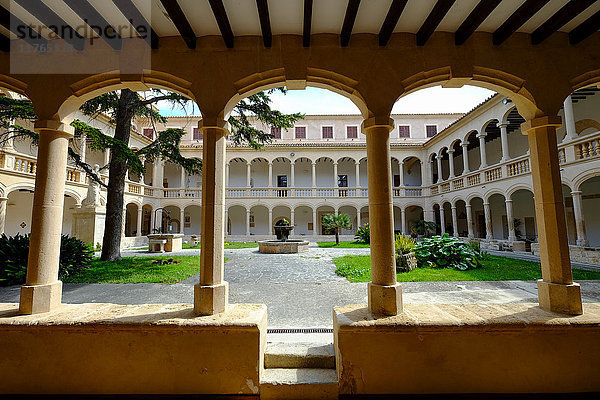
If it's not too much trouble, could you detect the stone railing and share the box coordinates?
[575,136,600,160]
[14,156,37,174]
[466,173,481,186]
[128,183,141,194]
[507,158,530,176]
[66,168,81,183]
[485,166,502,182]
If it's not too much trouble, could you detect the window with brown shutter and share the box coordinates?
[398,125,410,137]
[295,126,306,139]
[347,126,358,139]
[193,128,203,140]
[143,128,154,140]
[271,127,281,139]
[322,126,333,139]
[426,125,438,138]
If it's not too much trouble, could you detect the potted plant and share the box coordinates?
[395,234,417,272]
[274,218,293,241]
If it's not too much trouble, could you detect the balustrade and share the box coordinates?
[431,186,439,195]
[14,157,37,174]
[452,178,464,190]
[128,183,141,194]
[184,189,201,198]
[405,188,422,197]
[66,169,81,183]
[144,187,154,196]
[466,173,481,186]
[558,149,566,164]
[441,182,450,193]
[507,159,530,176]
[575,138,600,159]
[485,167,502,182]
[163,188,181,198]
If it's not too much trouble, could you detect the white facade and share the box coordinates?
[1,92,600,257]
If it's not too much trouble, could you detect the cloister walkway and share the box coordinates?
[1,245,600,327]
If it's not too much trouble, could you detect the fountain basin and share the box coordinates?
[258,240,309,254]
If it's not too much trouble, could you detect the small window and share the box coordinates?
[193,128,203,140]
[426,125,438,138]
[295,126,306,139]
[347,126,358,139]
[393,175,400,187]
[271,127,281,139]
[143,128,154,140]
[398,125,410,138]
[322,126,333,139]
[338,175,348,188]
[277,175,288,187]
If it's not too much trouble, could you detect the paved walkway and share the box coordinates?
[1,244,600,328]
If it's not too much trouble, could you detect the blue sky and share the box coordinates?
[157,85,495,117]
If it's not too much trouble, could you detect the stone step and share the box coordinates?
[265,342,336,369]
[260,368,338,400]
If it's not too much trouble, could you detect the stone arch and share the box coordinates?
[575,119,600,135]
[484,189,506,203]
[501,105,518,124]
[224,69,370,119]
[573,168,600,191]
[506,184,535,199]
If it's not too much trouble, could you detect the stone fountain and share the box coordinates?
[258,219,309,254]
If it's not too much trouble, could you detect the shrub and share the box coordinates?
[394,234,416,255]
[0,234,93,286]
[413,234,482,271]
[354,223,370,244]
[411,220,438,237]
[469,239,481,253]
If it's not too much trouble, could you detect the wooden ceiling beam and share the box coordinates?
[112,0,159,49]
[532,0,596,45]
[379,0,408,46]
[303,0,313,47]
[256,0,272,47]
[417,0,456,46]
[455,0,502,45]
[0,5,48,50]
[208,0,234,48]
[569,8,600,44]
[63,0,122,50]
[160,0,196,49]
[493,0,550,45]
[341,0,360,47]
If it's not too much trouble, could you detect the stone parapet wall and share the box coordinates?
[532,243,600,265]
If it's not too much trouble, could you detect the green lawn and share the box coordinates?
[182,241,258,250]
[333,254,600,283]
[63,255,222,284]
[318,241,370,248]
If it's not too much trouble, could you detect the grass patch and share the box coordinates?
[333,254,600,283]
[182,242,258,250]
[318,241,370,248]
[63,255,218,284]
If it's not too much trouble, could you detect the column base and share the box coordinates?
[368,282,403,316]
[537,280,583,315]
[19,281,63,314]
[194,282,229,315]
[576,239,590,247]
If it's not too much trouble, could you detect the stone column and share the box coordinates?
[571,191,589,247]
[523,116,582,314]
[121,207,127,237]
[268,162,273,188]
[149,208,155,234]
[290,161,295,188]
[399,161,404,187]
[477,133,488,168]
[400,208,406,235]
[246,162,252,187]
[180,166,186,188]
[363,117,401,315]
[194,119,229,315]
[439,206,446,235]
[0,196,7,234]
[355,161,360,188]
[136,207,143,237]
[448,149,455,178]
[436,154,443,183]
[180,208,185,234]
[103,149,110,167]
[461,142,470,174]
[483,202,493,240]
[290,209,295,234]
[506,199,516,242]
[333,162,338,187]
[311,162,316,188]
[357,207,361,227]
[225,162,230,187]
[19,123,72,314]
[499,123,511,162]
[245,209,250,236]
[562,95,577,143]
[312,208,318,237]
[428,159,435,186]
[451,205,459,237]
[268,208,273,235]
[224,208,229,236]
[466,204,474,239]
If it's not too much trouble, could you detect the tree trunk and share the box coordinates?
[100,89,137,261]
[335,229,340,245]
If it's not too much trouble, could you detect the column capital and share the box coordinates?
[476,132,487,139]
[505,199,513,204]
[520,116,562,135]
[461,141,469,147]
[246,162,252,166]
[465,204,472,209]
[361,116,394,134]
[451,205,457,210]
[483,202,490,207]
[498,122,509,129]
[436,154,444,160]
[571,190,582,196]
[447,149,455,154]
[34,120,74,137]
[198,118,229,137]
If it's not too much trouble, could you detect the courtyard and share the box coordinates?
[2,243,599,328]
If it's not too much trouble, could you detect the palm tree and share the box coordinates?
[322,213,352,245]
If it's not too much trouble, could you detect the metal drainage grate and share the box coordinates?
[267,328,333,334]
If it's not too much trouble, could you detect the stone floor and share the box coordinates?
[1,243,599,328]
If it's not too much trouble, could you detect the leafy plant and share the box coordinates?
[469,240,481,253]
[411,220,438,237]
[413,234,482,271]
[275,218,290,226]
[0,234,93,286]
[354,223,370,244]
[395,234,416,255]
[322,213,352,245]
